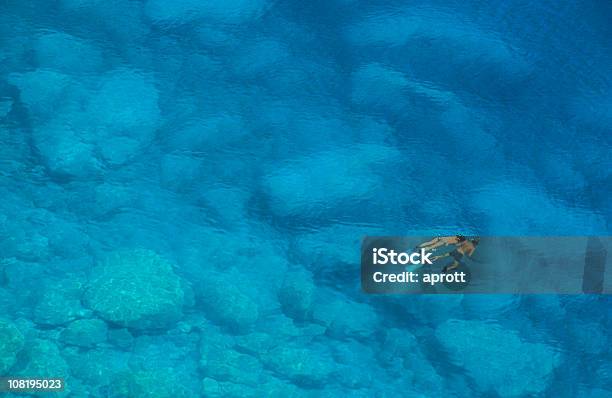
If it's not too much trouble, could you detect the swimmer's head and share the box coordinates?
[471,238,480,246]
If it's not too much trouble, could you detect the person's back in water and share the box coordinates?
[432,237,480,272]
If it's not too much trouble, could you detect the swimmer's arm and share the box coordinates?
[432,252,450,261]
[418,237,440,247]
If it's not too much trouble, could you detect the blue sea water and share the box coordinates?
[0,0,611,396]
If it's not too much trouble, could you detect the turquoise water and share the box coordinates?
[1,0,611,396]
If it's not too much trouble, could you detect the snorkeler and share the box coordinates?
[432,237,480,272]
[417,235,467,252]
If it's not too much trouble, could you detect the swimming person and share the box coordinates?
[432,237,480,272]
[417,235,467,252]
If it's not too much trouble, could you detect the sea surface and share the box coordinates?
[0,0,611,397]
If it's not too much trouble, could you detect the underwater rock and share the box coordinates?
[198,330,272,396]
[129,335,200,378]
[197,186,250,226]
[461,295,520,318]
[353,63,498,157]
[571,93,612,133]
[277,269,315,322]
[33,118,101,178]
[91,182,138,218]
[11,68,158,178]
[576,388,612,398]
[201,375,305,398]
[3,230,50,263]
[59,0,108,9]
[160,153,203,191]
[201,378,246,398]
[230,38,291,79]
[58,0,151,44]
[250,100,360,153]
[312,291,379,340]
[350,63,410,115]
[0,125,28,177]
[0,98,12,118]
[263,144,400,218]
[107,328,134,349]
[9,69,104,177]
[194,25,236,48]
[261,343,336,388]
[330,340,377,390]
[200,345,263,386]
[471,181,605,234]
[60,319,108,347]
[33,31,104,73]
[198,325,234,352]
[145,0,269,26]
[0,319,24,374]
[8,70,80,120]
[109,369,194,398]
[376,328,447,396]
[0,288,16,316]
[63,346,129,389]
[376,328,419,368]
[199,276,259,333]
[18,339,71,395]
[293,224,383,267]
[345,8,530,92]
[45,219,91,259]
[87,69,161,166]
[596,361,612,390]
[83,249,185,330]
[34,280,89,326]
[567,321,608,356]
[436,319,560,397]
[254,313,326,345]
[524,296,566,322]
[164,114,247,153]
[233,332,278,357]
